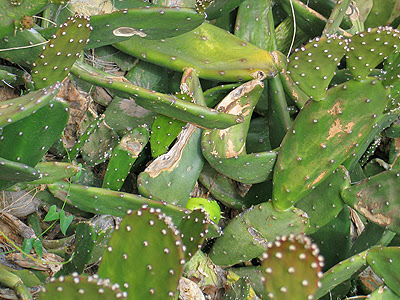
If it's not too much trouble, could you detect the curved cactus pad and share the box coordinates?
[0,83,62,128]
[209,201,308,266]
[115,22,279,82]
[138,123,204,207]
[314,250,368,299]
[98,208,185,299]
[273,78,389,210]
[260,234,324,300]
[367,247,400,297]
[287,35,347,100]
[341,168,400,235]
[346,27,400,80]
[202,74,277,184]
[47,182,188,224]
[32,14,91,89]
[40,274,126,299]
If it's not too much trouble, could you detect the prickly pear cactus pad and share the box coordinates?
[346,27,400,80]
[98,208,185,299]
[273,78,390,210]
[341,168,400,235]
[0,97,69,168]
[31,14,92,89]
[138,123,204,207]
[260,234,324,300]
[286,34,347,100]
[209,201,308,266]
[367,247,400,297]
[114,22,279,82]
[40,273,126,299]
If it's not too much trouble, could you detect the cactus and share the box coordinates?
[260,234,324,300]
[98,208,185,298]
[209,201,309,266]
[31,14,91,89]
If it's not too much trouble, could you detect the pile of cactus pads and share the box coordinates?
[2,0,400,299]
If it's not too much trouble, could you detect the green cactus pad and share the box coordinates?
[198,162,272,209]
[150,114,186,158]
[209,201,309,266]
[368,285,400,299]
[202,74,278,184]
[0,83,62,128]
[0,157,39,190]
[273,78,390,210]
[0,98,69,168]
[79,115,119,166]
[47,181,188,224]
[103,127,149,191]
[287,35,347,100]
[138,123,204,207]
[346,27,400,80]
[40,274,126,299]
[341,168,400,235]
[71,61,241,129]
[114,22,279,82]
[84,7,205,49]
[367,247,400,297]
[31,14,91,89]
[295,166,349,234]
[98,208,185,298]
[177,209,208,261]
[260,234,324,300]
[314,250,368,299]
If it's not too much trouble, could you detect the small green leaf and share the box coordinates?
[33,239,43,259]
[43,205,60,222]
[22,238,33,258]
[59,210,73,235]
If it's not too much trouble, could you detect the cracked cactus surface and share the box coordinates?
[1,1,400,299]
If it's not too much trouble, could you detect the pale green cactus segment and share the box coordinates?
[31,14,92,90]
[102,127,149,191]
[295,166,349,234]
[40,274,125,299]
[366,247,400,297]
[0,83,62,128]
[346,26,400,80]
[260,234,324,300]
[273,78,390,211]
[0,98,69,168]
[138,123,204,207]
[47,181,188,223]
[114,22,279,82]
[341,168,400,235]
[71,61,241,129]
[0,27,46,67]
[314,250,368,299]
[0,0,48,40]
[201,74,277,184]
[98,208,185,298]
[322,0,352,36]
[287,34,347,100]
[84,7,205,49]
[209,201,309,266]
